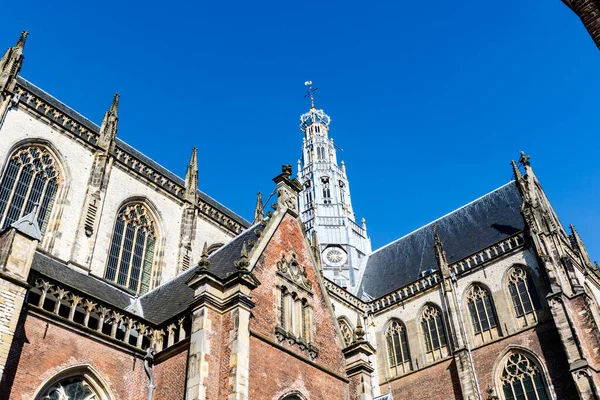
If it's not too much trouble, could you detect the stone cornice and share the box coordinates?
[13,79,247,235]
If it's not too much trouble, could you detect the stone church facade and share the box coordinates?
[0,31,599,400]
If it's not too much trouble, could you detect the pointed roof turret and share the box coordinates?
[0,31,28,92]
[353,314,365,342]
[253,192,263,223]
[97,93,119,151]
[234,241,250,271]
[198,241,210,270]
[10,206,41,241]
[570,224,592,267]
[184,147,198,203]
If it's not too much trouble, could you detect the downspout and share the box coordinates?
[144,347,156,400]
[451,272,482,400]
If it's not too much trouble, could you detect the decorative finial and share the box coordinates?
[234,241,250,271]
[353,315,365,342]
[98,93,120,151]
[184,147,198,202]
[304,80,318,108]
[432,224,448,266]
[253,192,264,223]
[282,164,292,178]
[16,31,29,49]
[198,242,210,270]
[519,151,530,167]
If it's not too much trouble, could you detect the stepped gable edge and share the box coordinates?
[13,76,249,234]
[358,181,525,299]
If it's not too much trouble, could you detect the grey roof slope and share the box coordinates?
[358,181,524,299]
[139,223,265,324]
[15,76,250,229]
[31,252,134,309]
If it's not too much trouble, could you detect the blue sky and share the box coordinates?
[2,0,599,260]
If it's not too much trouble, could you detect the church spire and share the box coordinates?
[0,31,28,92]
[184,147,198,203]
[570,225,592,267]
[253,192,263,223]
[98,93,119,151]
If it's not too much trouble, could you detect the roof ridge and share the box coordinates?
[369,181,515,256]
[17,76,101,130]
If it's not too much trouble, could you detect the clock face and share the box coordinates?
[323,247,347,267]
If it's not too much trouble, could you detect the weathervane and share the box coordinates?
[304,81,318,108]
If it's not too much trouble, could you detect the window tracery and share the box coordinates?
[500,353,549,400]
[0,145,60,235]
[421,305,447,353]
[386,320,411,375]
[37,377,97,400]
[105,203,156,293]
[507,267,541,318]
[338,318,354,346]
[466,285,497,335]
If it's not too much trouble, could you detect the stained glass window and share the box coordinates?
[467,285,497,335]
[105,203,156,293]
[508,267,541,318]
[38,377,97,400]
[386,320,411,375]
[421,305,447,353]
[0,145,60,235]
[501,353,549,400]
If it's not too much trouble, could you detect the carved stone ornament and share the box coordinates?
[277,186,298,211]
[276,253,312,291]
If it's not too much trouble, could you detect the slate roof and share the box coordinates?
[139,222,265,324]
[15,76,250,229]
[31,252,134,310]
[358,181,525,299]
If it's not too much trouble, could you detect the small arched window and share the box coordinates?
[507,267,541,317]
[0,145,60,236]
[338,318,354,346]
[421,305,447,353]
[105,203,156,294]
[500,352,550,400]
[386,320,411,375]
[38,377,98,399]
[466,285,497,334]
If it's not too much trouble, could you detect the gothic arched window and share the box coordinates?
[322,184,331,203]
[38,377,97,399]
[0,145,60,236]
[507,267,541,318]
[466,285,497,334]
[338,318,354,346]
[105,203,156,294]
[386,320,411,375]
[421,305,447,353]
[500,353,550,400]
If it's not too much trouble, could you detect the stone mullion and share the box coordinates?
[167,323,176,347]
[36,280,51,308]
[0,163,24,227]
[124,225,140,289]
[135,232,149,293]
[178,317,186,342]
[16,169,37,218]
[83,299,96,327]
[68,294,82,321]
[113,219,128,284]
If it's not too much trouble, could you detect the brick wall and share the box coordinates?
[248,214,349,399]
[386,358,462,399]
[4,312,186,400]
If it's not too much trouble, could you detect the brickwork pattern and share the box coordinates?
[568,0,600,49]
[5,313,186,400]
[246,214,348,398]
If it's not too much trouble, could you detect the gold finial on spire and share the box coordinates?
[304,80,318,109]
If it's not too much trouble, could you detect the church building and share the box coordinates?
[0,32,599,400]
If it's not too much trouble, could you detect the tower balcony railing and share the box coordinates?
[299,161,344,177]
